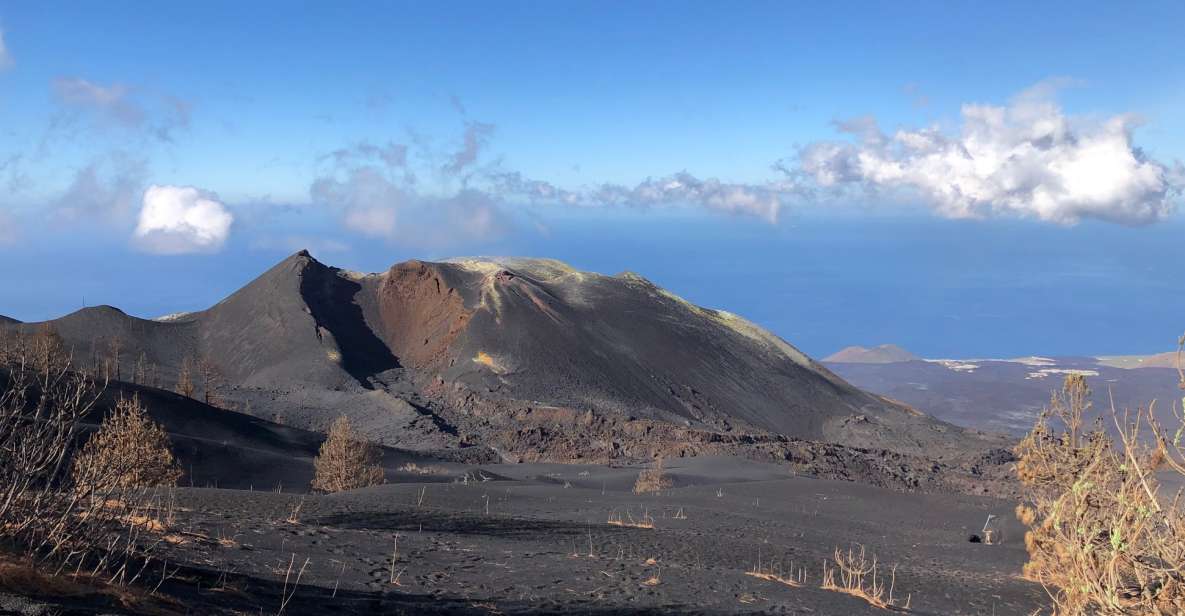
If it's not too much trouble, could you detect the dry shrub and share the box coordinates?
[1015,370,1185,615]
[311,415,385,493]
[821,544,908,611]
[71,396,182,493]
[633,457,673,494]
[0,327,105,559]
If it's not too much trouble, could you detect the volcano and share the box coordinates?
[4,251,1005,469]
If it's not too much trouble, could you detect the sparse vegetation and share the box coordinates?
[311,415,385,493]
[633,457,674,494]
[607,508,655,529]
[746,546,806,588]
[175,356,196,399]
[1014,368,1185,615]
[0,326,165,583]
[821,544,908,611]
[196,356,223,407]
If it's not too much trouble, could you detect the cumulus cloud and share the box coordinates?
[794,83,1181,225]
[0,27,13,71]
[133,185,233,254]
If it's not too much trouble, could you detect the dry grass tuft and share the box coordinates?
[0,555,175,612]
[1014,370,1185,615]
[821,544,909,611]
[746,547,806,588]
[632,457,674,494]
[312,415,385,493]
[607,508,655,529]
[284,497,305,525]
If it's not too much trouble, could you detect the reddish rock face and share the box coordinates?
[373,260,472,372]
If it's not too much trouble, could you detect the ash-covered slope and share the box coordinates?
[11,304,197,379]
[3,252,999,459]
[359,257,975,453]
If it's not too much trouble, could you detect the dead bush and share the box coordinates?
[1015,370,1185,615]
[820,544,908,611]
[633,457,673,494]
[1,327,104,557]
[174,355,195,399]
[1,327,180,586]
[71,396,182,493]
[311,415,385,493]
[0,328,142,569]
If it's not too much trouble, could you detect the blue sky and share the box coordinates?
[0,2,1182,358]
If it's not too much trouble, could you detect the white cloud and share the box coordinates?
[0,27,13,71]
[133,185,233,254]
[591,173,788,223]
[795,83,1181,225]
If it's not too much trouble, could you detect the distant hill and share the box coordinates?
[825,344,920,364]
[1096,351,1182,369]
[829,354,1183,437]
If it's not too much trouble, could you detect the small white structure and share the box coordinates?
[982,514,1002,545]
